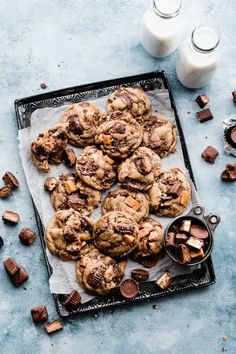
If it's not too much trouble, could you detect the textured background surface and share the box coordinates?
[0,1,235,353]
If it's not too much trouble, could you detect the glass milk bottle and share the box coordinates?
[176,26,220,89]
[140,0,184,58]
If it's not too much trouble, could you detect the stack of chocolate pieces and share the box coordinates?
[166,219,209,264]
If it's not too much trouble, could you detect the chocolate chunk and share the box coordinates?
[19,228,36,245]
[175,233,188,244]
[68,193,85,208]
[167,182,183,197]
[180,219,191,233]
[44,177,57,192]
[111,122,125,134]
[31,305,48,322]
[45,320,63,334]
[155,272,172,289]
[196,108,213,123]
[69,117,83,134]
[120,279,139,298]
[114,224,135,235]
[190,224,208,239]
[0,185,12,198]
[196,95,209,109]
[131,269,150,282]
[190,248,205,260]
[63,290,81,309]
[186,236,204,250]
[4,258,29,286]
[176,244,191,264]
[40,83,47,89]
[87,268,104,289]
[138,254,160,268]
[2,210,20,224]
[232,91,236,104]
[221,163,236,182]
[135,157,152,175]
[2,171,19,189]
[0,236,4,249]
[63,226,76,243]
[201,146,219,164]
[62,148,77,167]
[165,232,176,248]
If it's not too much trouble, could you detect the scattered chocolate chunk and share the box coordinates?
[63,290,81,309]
[31,305,48,323]
[165,232,176,249]
[0,236,4,249]
[0,185,12,198]
[19,228,36,245]
[40,83,47,89]
[4,258,29,286]
[180,219,191,233]
[196,95,209,109]
[186,236,204,250]
[221,163,236,182]
[2,210,20,225]
[175,233,188,244]
[232,91,236,104]
[2,171,19,189]
[62,148,77,167]
[201,146,219,164]
[176,244,191,264]
[196,108,213,123]
[120,279,139,299]
[138,254,159,268]
[155,272,172,289]
[44,177,57,192]
[190,248,205,260]
[190,224,208,239]
[131,269,150,282]
[45,320,63,334]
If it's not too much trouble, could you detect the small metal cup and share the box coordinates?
[164,203,221,266]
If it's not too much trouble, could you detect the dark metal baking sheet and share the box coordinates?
[14,71,216,318]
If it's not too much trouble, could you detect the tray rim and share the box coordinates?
[14,70,216,318]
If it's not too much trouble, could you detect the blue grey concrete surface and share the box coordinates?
[0,1,235,353]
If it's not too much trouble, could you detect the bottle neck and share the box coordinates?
[152,0,182,19]
[191,25,220,54]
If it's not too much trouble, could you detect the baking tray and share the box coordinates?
[14,71,216,318]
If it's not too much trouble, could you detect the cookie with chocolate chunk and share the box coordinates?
[93,212,139,258]
[31,124,68,172]
[118,147,161,192]
[50,173,101,215]
[102,189,149,222]
[95,111,143,159]
[76,246,126,295]
[76,146,116,191]
[46,209,94,261]
[106,86,151,124]
[147,168,191,217]
[60,102,101,147]
[142,114,176,158]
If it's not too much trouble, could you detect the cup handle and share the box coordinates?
[187,203,205,219]
[205,213,221,233]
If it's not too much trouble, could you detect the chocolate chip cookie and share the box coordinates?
[50,173,101,215]
[31,124,68,173]
[142,114,176,158]
[76,246,126,295]
[46,209,94,261]
[60,102,101,147]
[106,86,151,124]
[76,146,116,190]
[147,168,191,217]
[102,189,149,222]
[118,147,161,192]
[95,111,143,159]
[93,212,139,258]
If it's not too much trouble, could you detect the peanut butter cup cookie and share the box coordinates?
[142,114,176,158]
[93,212,139,258]
[60,102,100,147]
[76,246,126,295]
[102,189,149,223]
[95,111,143,159]
[50,173,101,215]
[147,168,191,217]
[76,146,116,191]
[118,147,161,192]
[46,209,94,261]
[106,86,151,124]
[31,124,68,173]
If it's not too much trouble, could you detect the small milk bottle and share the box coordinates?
[176,25,221,89]
[140,0,184,58]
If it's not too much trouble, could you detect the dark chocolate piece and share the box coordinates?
[138,254,159,269]
[186,236,204,250]
[196,108,213,123]
[131,269,150,282]
[63,290,81,309]
[2,171,19,189]
[62,148,77,167]
[180,219,191,233]
[201,146,219,164]
[2,210,20,224]
[155,272,172,289]
[165,232,176,248]
[176,244,191,264]
[0,185,12,198]
[4,258,29,286]
[31,305,48,323]
[190,224,208,239]
[45,320,63,334]
[221,163,236,182]
[19,228,36,245]
[232,91,236,104]
[0,236,4,249]
[175,233,188,244]
[196,95,209,109]
[120,279,139,299]
[167,182,183,197]
[44,177,57,192]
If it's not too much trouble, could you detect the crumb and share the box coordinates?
[187,111,191,114]
[205,136,208,139]
[152,304,157,309]
[58,64,60,67]
[222,347,227,352]
[23,287,27,291]
[222,336,228,341]
[10,243,12,245]
[40,83,47,89]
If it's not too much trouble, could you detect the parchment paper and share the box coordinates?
[18,88,199,303]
